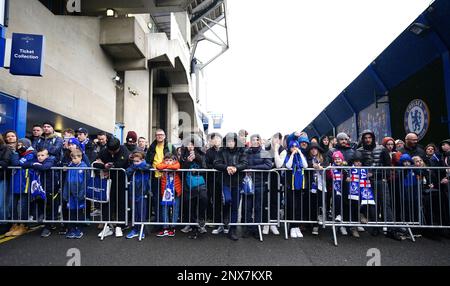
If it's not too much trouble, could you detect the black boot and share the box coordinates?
[229,227,239,241]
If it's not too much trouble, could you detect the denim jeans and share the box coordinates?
[0,180,10,221]
[134,195,148,223]
[161,197,180,229]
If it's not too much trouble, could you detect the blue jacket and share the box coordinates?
[10,149,36,194]
[23,156,59,195]
[127,162,151,198]
[63,161,88,210]
[41,134,64,163]
[245,147,272,187]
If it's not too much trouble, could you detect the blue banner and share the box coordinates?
[10,33,45,76]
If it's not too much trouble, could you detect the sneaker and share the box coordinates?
[340,226,348,236]
[383,227,388,233]
[168,229,175,237]
[73,228,84,239]
[223,227,230,234]
[290,228,298,238]
[335,215,342,222]
[40,228,51,238]
[181,225,192,233]
[11,224,28,236]
[317,215,323,225]
[58,225,67,235]
[4,224,18,237]
[66,228,76,239]
[98,225,113,238]
[270,225,280,235]
[115,227,123,238]
[90,209,102,217]
[157,230,168,237]
[212,226,224,235]
[262,225,270,235]
[295,227,303,238]
[312,226,319,236]
[360,215,368,224]
[198,226,207,234]
[351,228,360,238]
[126,228,139,239]
[357,227,365,232]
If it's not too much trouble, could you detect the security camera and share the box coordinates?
[113,76,122,82]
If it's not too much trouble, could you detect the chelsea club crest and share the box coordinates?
[404,99,430,140]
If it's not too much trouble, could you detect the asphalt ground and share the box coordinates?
[1,224,450,266]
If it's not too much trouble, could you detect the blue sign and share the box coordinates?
[10,33,45,76]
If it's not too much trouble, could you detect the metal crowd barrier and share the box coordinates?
[0,166,128,240]
[322,166,450,246]
[131,169,281,241]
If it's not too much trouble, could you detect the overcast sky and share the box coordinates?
[197,0,431,139]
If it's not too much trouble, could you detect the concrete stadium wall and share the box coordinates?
[0,0,116,133]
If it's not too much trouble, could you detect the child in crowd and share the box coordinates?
[63,149,87,239]
[126,151,151,239]
[156,154,182,237]
[327,151,349,236]
[24,148,59,237]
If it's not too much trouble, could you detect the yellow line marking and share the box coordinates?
[0,226,42,244]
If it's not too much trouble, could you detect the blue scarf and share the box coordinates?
[403,170,418,188]
[359,169,375,205]
[332,168,342,196]
[348,168,361,201]
[285,152,304,190]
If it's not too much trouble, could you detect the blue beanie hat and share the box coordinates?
[68,138,85,152]
[298,136,310,144]
[399,153,413,165]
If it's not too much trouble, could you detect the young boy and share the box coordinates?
[63,149,87,239]
[156,154,182,237]
[24,148,59,237]
[126,151,151,239]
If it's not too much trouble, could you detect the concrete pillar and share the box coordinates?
[149,68,154,142]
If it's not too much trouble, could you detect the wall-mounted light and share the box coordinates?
[147,22,153,31]
[106,8,115,17]
[408,22,430,36]
[128,86,139,97]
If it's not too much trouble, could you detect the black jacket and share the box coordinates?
[82,139,98,163]
[356,130,391,167]
[327,143,355,164]
[214,147,248,188]
[0,145,12,180]
[245,147,272,187]
[398,145,426,161]
[205,147,221,169]
[94,145,130,170]
[145,139,176,168]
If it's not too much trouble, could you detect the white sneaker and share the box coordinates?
[317,215,323,225]
[223,227,229,234]
[212,226,224,235]
[270,225,280,235]
[98,225,113,238]
[290,228,298,238]
[295,227,303,238]
[262,225,270,235]
[181,225,192,233]
[382,227,388,233]
[115,227,123,237]
[357,227,365,232]
[340,226,348,236]
[335,215,342,222]
[312,226,319,236]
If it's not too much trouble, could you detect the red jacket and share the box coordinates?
[156,162,182,197]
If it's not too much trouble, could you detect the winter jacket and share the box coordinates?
[145,139,176,169]
[214,146,248,188]
[31,136,44,151]
[80,138,97,163]
[245,147,272,187]
[356,130,391,167]
[0,144,12,180]
[327,143,355,164]
[94,145,130,170]
[10,149,36,194]
[23,156,59,195]
[398,145,426,161]
[63,161,88,210]
[157,161,182,197]
[41,133,64,163]
[127,161,151,197]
